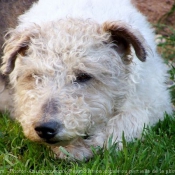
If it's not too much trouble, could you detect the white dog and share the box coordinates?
[1,0,172,160]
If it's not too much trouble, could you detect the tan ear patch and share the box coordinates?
[103,21,148,63]
[1,32,30,75]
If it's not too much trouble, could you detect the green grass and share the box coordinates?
[0,8,175,175]
[1,113,175,174]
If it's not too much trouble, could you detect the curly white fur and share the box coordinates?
[0,0,172,160]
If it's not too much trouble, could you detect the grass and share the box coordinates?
[0,7,175,175]
[1,113,175,174]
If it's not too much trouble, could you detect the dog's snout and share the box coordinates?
[35,121,60,140]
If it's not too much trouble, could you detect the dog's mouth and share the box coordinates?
[46,140,59,144]
[44,139,72,146]
[44,135,90,145]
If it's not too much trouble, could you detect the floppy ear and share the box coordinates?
[103,21,148,64]
[1,30,30,75]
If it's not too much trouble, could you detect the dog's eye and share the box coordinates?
[32,73,43,84]
[75,73,92,83]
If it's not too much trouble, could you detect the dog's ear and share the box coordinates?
[103,21,148,63]
[1,30,30,75]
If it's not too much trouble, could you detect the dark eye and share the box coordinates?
[75,73,92,83]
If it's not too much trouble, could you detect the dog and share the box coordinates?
[0,0,172,160]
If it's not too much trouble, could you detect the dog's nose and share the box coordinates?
[35,121,60,140]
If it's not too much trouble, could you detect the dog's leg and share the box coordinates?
[106,109,150,148]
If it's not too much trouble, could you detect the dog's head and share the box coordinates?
[1,19,148,145]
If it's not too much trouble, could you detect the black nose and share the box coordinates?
[35,121,60,140]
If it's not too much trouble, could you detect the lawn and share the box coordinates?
[1,113,175,174]
[0,8,175,175]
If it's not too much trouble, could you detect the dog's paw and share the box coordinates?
[51,144,93,161]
